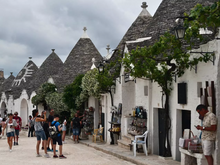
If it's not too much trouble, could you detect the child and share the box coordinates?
[52,114,66,159]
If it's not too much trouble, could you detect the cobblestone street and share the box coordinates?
[0,134,135,165]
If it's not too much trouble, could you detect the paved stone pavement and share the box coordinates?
[0,134,135,165]
[79,140,181,165]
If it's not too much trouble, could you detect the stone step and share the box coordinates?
[122,135,134,143]
[122,135,131,141]
[117,139,131,151]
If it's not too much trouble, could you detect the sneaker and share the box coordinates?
[59,155,67,159]
[36,154,42,157]
[9,149,12,152]
[42,147,44,150]
[62,141,66,144]
[44,154,50,158]
[52,149,58,152]
[53,155,58,158]
[16,142,18,145]
[47,148,53,152]
[14,142,16,146]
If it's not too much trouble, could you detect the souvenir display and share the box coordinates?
[127,106,147,136]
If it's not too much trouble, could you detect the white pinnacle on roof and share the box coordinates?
[139,2,152,17]
[105,45,112,60]
[91,58,96,69]
[81,27,90,38]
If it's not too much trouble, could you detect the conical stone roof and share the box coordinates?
[58,28,102,88]
[110,2,153,61]
[10,59,38,99]
[142,0,217,46]
[31,49,63,91]
[1,73,15,99]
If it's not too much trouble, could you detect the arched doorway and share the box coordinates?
[0,102,7,118]
[20,99,28,127]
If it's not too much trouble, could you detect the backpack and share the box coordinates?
[49,121,58,139]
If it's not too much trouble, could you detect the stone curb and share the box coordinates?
[79,141,150,165]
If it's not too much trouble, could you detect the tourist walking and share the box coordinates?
[52,114,66,159]
[71,113,81,143]
[2,113,17,152]
[196,104,217,165]
[47,109,54,151]
[32,109,50,158]
[28,115,34,137]
[62,117,67,143]
[13,111,22,145]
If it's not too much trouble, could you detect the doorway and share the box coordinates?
[20,99,28,127]
[0,102,6,117]
[182,110,191,136]
[158,108,166,156]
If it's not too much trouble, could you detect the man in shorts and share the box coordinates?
[196,104,217,165]
[13,112,22,145]
[52,114,66,159]
[71,113,81,143]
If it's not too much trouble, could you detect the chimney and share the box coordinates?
[0,69,4,78]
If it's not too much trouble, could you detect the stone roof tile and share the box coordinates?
[57,30,102,89]
[30,49,63,91]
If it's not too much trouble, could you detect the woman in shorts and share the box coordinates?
[2,113,17,152]
[32,109,50,158]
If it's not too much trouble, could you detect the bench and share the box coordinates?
[179,147,208,165]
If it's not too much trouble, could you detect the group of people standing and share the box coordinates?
[32,109,67,159]
[0,112,22,152]
[0,108,85,160]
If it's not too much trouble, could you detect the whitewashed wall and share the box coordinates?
[149,38,220,162]
[97,36,220,164]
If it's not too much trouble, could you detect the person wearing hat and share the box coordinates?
[13,111,22,145]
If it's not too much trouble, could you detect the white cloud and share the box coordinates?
[0,0,162,78]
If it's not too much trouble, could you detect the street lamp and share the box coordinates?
[174,18,186,39]
[97,62,105,74]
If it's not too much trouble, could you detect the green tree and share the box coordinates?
[63,74,84,111]
[31,83,57,110]
[45,92,68,114]
[76,57,121,107]
[123,1,219,157]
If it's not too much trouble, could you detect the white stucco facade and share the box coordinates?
[91,33,220,164]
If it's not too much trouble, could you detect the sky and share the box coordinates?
[0,0,162,78]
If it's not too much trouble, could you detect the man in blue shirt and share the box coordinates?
[51,114,66,159]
